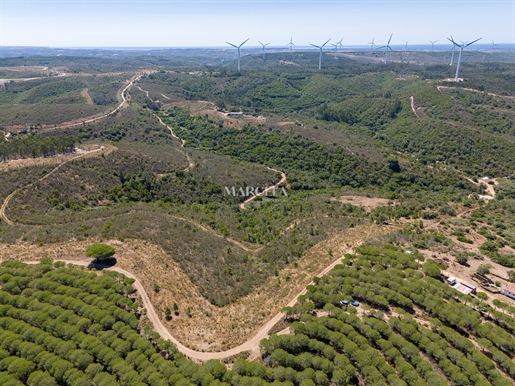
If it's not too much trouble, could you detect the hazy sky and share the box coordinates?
[0,0,513,47]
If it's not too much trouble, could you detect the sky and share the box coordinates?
[0,0,513,47]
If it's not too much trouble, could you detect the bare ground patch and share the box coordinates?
[166,100,266,129]
[331,195,394,211]
[80,88,94,105]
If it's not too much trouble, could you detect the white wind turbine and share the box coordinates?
[286,36,296,53]
[225,38,250,73]
[429,40,438,52]
[259,41,270,61]
[368,37,376,51]
[448,36,482,81]
[331,38,343,52]
[310,39,331,70]
[377,34,393,64]
[490,40,498,54]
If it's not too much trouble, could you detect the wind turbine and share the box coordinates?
[490,40,498,54]
[378,34,393,64]
[429,40,438,52]
[259,41,270,61]
[368,37,376,51]
[331,38,343,52]
[405,41,408,52]
[225,38,249,73]
[310,38,331,70]
[286,36,296,53]
[447,36,458,65]
[448,37,482,81]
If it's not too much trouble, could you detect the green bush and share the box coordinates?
[85,244,116,262]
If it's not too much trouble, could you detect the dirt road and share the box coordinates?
[153,114,194,171]
[0,147,106,225]
[239,168,287,210]
[410,96,420,118]
[14,242,355,361]
[0,72,66,86]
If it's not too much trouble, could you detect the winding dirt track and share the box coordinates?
[48,73,144,130]
[0,147,105,225]
[153,114,194,171]
[17,248,351,360]
[239,168,287,210]
[167,213,262,253]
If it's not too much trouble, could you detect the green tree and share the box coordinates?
[164,307,171,320]
[456,253,468,266]
[85,244,116,263]
[477,264,492,275]
[422,261,441,278]
[508,270,515,283]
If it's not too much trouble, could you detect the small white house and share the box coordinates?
[447,277,457,285]
[504,283,515,300]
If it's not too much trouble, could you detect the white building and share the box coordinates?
[504,283,515,300]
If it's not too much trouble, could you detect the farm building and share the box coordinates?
[503,283,515,300]
[452,281,477,295]
[453,283,473,295]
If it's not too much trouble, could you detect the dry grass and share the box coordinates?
[331,195,394,211]
[0,144,117,172]
[0,223,388,351]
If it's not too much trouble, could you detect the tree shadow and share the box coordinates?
[87,257,117,270]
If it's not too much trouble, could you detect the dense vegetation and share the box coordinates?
[0,135,77,162]
[2,244,515,385]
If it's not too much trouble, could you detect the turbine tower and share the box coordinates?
[378,34,393,64]
[286,36,296,53]
[429,40,438,52]
[448,37,482,81]
[447,36,458,65]
[259,41,270,61]
[405,41,408,52]
[368,37,376,51]
[225,38,250,73]
[310,38,331,70]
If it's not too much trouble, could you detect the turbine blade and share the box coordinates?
[321,38,331,47]
[239,38,250,48]
[310,43,320,48]
[377,45,386,50]
[225,41,238,48]
[465,37,481,47]
[387,34,393,45]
